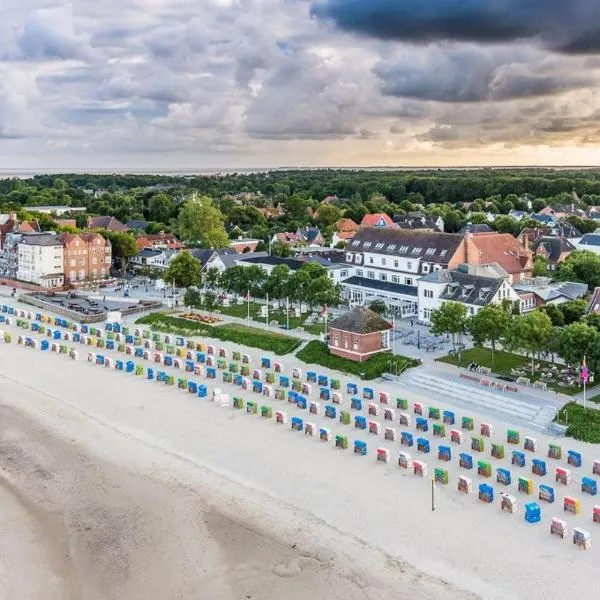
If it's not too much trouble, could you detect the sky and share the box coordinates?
[3,0,600,170]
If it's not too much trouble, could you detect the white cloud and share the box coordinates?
[1,0,600,167]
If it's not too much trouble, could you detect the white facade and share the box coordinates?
[17,237,64,288]
[417,271,520,323]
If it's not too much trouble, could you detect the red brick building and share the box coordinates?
[328,307,392,362]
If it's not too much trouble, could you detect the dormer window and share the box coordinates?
[346,253,353,262]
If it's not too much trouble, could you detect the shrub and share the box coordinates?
[296,341,417,380]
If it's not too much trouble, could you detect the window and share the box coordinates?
[367,271,375,279]
[394,260,399,268]
[469,306,475,315]
[346,253,353,262]
[387,244,397,251]
[375,242,385,249]
[355,254,362,264]
[79,259,84,265]
[392,275,400,284]
[426,248,436,255]
[368,256,374,264]
[407,261,412,269]
[411,247,422,254]
[69,270,76,280]
[69,259,76,267]
[422,263,430,274]
[405,277,413,286]
[399,245,409,253]
[356,269,363,277]
[363,242,372,248]
[439,249,448,258]
[423,289,434,298]
[381,258,386,266]
[92,258,97,265]
[340,270,348,277]
[423,308,432,320]
[379,273,387,281]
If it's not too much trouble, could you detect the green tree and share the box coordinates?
[533,255,548,276]
[467,305,511,368]
[539,304,565,327]
[177,193,229,248]
[184,287,202,307]
[493,215,519,235]
[315,203,342,229]
[556,251,600,290]
[560,299,588,325]
[504,311,553,375]
[369,300,388,315]
[106,231,138,271]
[430,302,468,350]
[164,251,202,289]
[264,265,291,306]
[204,267,220,290]
[271,240,291,257]
[148,193,174,223]
[555,323,599,369]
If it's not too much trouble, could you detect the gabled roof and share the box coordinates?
[347,227,462,263]
[360,213,395,228]
[126,219,149,231]
[297,227,322,242]
[531,236,575,262]
[394,214,441,231]
[88,216,128,231]
[468,233,532,275]
[329,306,392,334]
[188,248,217,266]
[531,214,557,225]
[433,270,504,306]
[335,218,359,232]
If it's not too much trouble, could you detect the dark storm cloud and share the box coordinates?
[373,46,594,103]
[311,0,600,54]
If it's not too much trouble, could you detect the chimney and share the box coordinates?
[464,231,480,266]
[9,212,16,221]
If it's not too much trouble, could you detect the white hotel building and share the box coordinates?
[340,228,465,317]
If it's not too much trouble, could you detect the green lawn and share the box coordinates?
[437,347,582,396]
[296,341,417,380]
[136,313,301,355]
[555,403,600,443]
[213,301,323,333]
[587,393,600,404]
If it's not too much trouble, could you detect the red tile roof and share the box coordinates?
[335,218,359,232]
[469,233,533,275]
[360,213,396,228]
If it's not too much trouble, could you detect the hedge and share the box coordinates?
[136,313,301,355]
[295,341,417,380]
[555,402,600,443]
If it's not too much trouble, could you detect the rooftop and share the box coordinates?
[18,233,62,247]
[329,306,392,334]
[347,227,463,262]
[513,278,588,301]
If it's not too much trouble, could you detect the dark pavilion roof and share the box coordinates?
[329,306,392,334]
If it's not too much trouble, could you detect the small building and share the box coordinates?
[360,213,396,228]
[126,219,150,231]
[395,213,444,232]
[530,236,575,271]
[417,263,519,322]
[328,307,392,362]
[229,237,260,254]
[23,206,86,216]
[130,248,178,271]
[574,230,600,255]
[136,232,183,251]
[458,223,494,235]
[512,278,588,312]
[87,215,128,232]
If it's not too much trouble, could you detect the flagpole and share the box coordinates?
[286,297,290,330]
[247,289,250,324]
[266,293,269,325]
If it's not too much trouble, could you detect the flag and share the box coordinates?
[245,290,251,301]
[320,305,328,318]
[582,356,589,383]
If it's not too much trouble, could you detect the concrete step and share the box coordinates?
[397,370,542,427]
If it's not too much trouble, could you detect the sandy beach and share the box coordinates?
[0,312,598,599]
